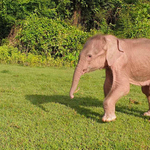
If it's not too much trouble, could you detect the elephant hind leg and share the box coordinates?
[141,86,150,116]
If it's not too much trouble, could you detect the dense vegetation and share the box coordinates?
[0,0,150,66]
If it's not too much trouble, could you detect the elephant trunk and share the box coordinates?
[70,63,83,99]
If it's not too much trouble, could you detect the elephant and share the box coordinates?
[69,34,150,122]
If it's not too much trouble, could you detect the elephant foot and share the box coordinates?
[102,113,116,122]
[143,110,150,116]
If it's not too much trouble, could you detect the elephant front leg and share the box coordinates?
[104,68,113,97]
[102,81,130,122]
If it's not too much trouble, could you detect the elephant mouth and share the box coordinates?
[83,67,98,74]
[83,67,91,74]
[83,69,87,74]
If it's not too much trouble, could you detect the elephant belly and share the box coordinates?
[128,67,150,86]
[129,77,150,86]
[127,53,150,86]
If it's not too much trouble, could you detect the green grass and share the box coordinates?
[0,64,149,150]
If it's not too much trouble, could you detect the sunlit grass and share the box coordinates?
[0,64,149,149]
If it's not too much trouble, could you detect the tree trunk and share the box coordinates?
[72,3,81,26]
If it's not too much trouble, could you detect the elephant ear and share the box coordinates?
[104,35,124,66]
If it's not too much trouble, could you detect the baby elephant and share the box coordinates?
[70,34,150,122]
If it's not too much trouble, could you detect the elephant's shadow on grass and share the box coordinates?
[26,94,148,122]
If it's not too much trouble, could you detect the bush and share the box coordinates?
[0,0,57,43]
[0,45,73,67]
[15,14,90,66]
[115,3,150,38]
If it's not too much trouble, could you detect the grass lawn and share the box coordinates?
[0,64,149,149]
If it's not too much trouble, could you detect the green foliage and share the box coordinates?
[1,0,150,39]
[0,0,57,43]
[15,14,90,65]
[115,3,150,38]
[55,0,72,19]
[0,45,73,67]
[1,0,150,66]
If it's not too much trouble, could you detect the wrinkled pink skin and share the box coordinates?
[70,34,150,122]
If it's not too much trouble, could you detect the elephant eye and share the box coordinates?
[88,54,92,58]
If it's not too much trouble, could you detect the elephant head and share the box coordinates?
[69,34,124,99]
